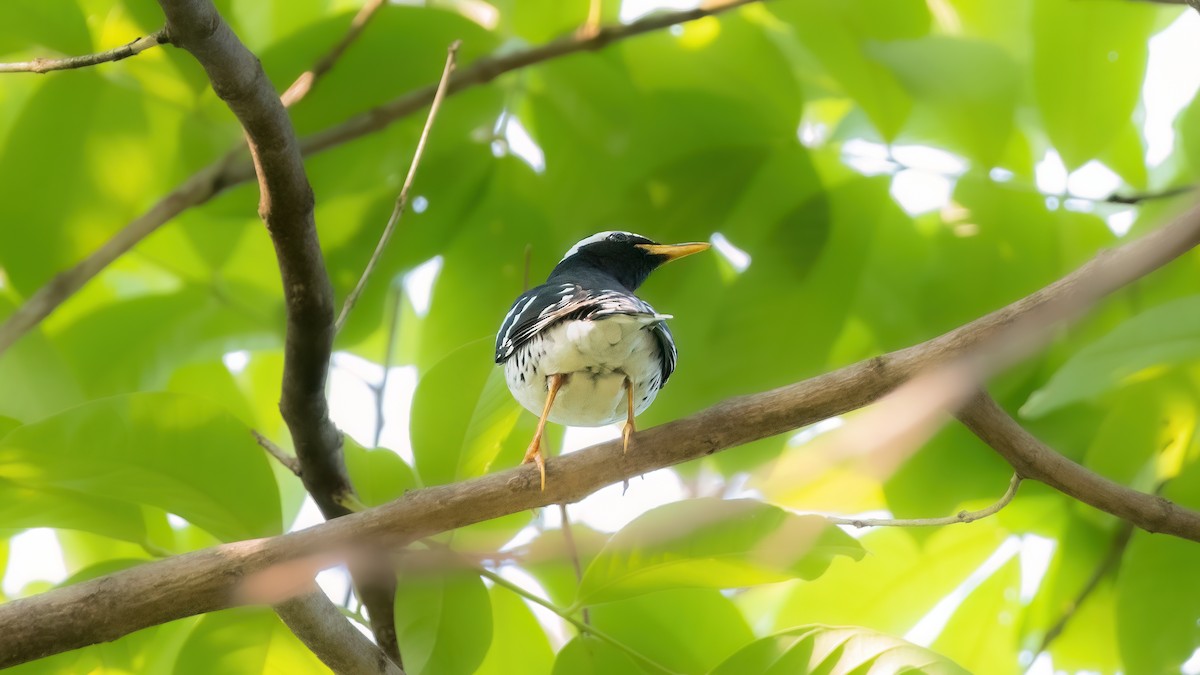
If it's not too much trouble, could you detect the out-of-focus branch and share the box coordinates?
[0,29,168,74]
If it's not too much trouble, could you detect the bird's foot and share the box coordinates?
[622,420,634,455]
[523,438,547,491]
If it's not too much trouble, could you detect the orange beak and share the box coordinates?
[636,241,711,263]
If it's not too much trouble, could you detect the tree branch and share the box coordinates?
[957,395,1198,540]
[0,29,168,74]
[6,192,1200,667]
[0,0,760,358]
[156,0,400,668]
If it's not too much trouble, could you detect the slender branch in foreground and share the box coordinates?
[0,29,169,74]
[281,0,387,107]
[0,0,758,359]
[253,430,302,476]
[334,40,460,333]
[274,592,405,675]
[6,198,1200,667]
[824,474,1021,528]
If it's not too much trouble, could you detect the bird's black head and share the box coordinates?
[547,231,710,291]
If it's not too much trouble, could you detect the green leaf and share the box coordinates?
[0,0,91,56]
[476,585,554,675]
[869,37,1019,167]
[1116,529,1200,673]
[0,480,148,545]
[576,499,863,605]
[931,557,1020,675]
[1022,295,1200,417]
[771,0,924,139]
[1019,517,1122,673]
[0,288,86,427]
[0,392,282,542]
[54,285,277,398]
[411,338,508,486]
[394,568,493,675]
[552,635,644,675]
[175,608,329,675]
[710,625,971,675]
[1032,0,1155,168]
[590,588,755,674]
[343,436,418,507]
[773,524,1007,636]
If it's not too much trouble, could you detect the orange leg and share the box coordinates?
[524,373,564,491]
[622,377,635,455]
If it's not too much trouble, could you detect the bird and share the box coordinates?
[495,231,710,490]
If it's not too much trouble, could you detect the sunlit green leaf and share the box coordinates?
[1023,295,1200,417]
[932,557,1019,675]
[870,37,1018,167]
[1116,529,1200,674]
[0,392,282,541]
[577,499,863,605]
[590,588,755,674]
[773,524,1007,636]
[552,635,644,675]
[476,585,554,675]
[1032,0,1155,168]
[394,568,493,675]
[343,436,417,507]
[710,624,970,675]
[175,608,329,675]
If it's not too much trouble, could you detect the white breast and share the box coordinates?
[504,317,665,427]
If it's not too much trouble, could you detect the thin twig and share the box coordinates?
[823,474,1021,528]
[280,0,386,107]
[253,430,303,476]
[0,29,168,74]
[334,41,461,333]
[479,567,677,674]
[557,504,590,625]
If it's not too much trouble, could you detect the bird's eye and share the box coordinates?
[608,232,629,243]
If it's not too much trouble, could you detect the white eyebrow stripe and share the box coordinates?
[559,230,651,262]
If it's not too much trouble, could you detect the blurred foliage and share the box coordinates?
[2,0,1200,673]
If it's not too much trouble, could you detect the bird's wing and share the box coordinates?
[495,284,677,383]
